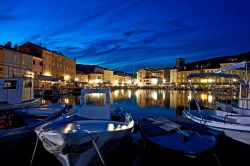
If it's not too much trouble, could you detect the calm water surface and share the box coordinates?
[42,89,226,121]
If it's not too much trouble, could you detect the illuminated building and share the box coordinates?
[76,71,88,83]
[170,56,250,88]
[19,42,76,81]
[104,69,114,84]
[0,44,33,78]
[137,68,165,86]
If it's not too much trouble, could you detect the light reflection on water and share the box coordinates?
[42,89,237,121]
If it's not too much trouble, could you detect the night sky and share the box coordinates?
[1,0,250,73]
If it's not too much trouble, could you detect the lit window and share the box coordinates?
[3,80,17,89]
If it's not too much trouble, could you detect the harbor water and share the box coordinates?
[3,89,250,166]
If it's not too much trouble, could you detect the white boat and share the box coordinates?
[35,88,134,166]
[0,77,40,110]
[215,81,250,115]
[214,61,250,115]
[183,73,250,145]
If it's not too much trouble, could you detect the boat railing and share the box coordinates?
[233,98,250,110]
[223,114,250,124]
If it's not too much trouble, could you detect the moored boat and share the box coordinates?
[34,88,135,166]
[0,77,40,111]
[0,103,75,164]
[183,72,250,145]
[140,116,216,158]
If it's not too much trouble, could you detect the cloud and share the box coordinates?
[0,14,16,22]
[124,29,155,36]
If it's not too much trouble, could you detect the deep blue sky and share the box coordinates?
[1,0,250,73]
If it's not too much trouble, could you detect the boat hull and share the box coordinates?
[183,109,250,145]
[140,117,216,158]
[35,116,134,166]
[0,98,40,111]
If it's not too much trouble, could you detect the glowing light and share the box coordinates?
[201,94,207,101]
[64,98,69,103]
[41,99,46,105]
[200,79,207,83]
[114,80,118,85]
[135,90,139,98]
[208,79,213,83]
[151,78,158,85]
[128,90,132,98]
[75,77,79,82]
[128,120,135,128]
[151,91,158,100]
[44,72,52,76]
[121,89,124,95]
[107,123,115,131]
[91,93,103,98]
[63,123,74,133]
[208,95,213,103]
[114,90,119,97]
[127,80,132,85]
[133,79,138,85]
[188,95,192,101]
[64,75,70,81]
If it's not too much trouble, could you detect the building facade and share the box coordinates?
[76,71,88,83]
[137,68,165,86]
[32,56,43,77]
[19,42,76,81]
[0,46,33,78]
[88,73,104,84]
[103,69,113,84]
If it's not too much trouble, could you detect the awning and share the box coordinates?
[35,76,60,81]
[187,73,247,86]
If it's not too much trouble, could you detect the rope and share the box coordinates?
[40,136,65,154]
[30,131,43,166]
[148,117,189,137]
[83,130,105,165]
[38,130,105,165]
[212,149,222,166]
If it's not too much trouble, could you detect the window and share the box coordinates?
[0,68,2,72]
[39,61,43,66]
[3,80,17,89]
[33,60,35,65]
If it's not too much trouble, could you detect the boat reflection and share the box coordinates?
[41,89,221,117]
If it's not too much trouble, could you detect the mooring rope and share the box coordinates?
[30,131,43,166]
[83,130,105,165]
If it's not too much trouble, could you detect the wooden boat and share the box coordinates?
[35,89,135,166]
[140,116,216,158]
